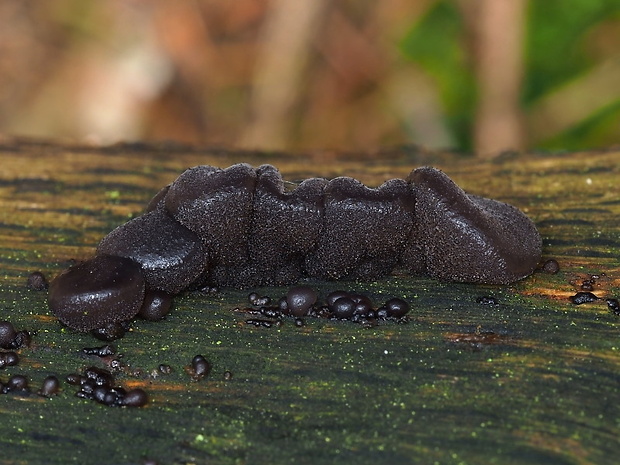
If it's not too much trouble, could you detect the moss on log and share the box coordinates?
[0,139,618,465]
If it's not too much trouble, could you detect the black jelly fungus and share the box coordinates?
[286,285,317,317]
[248,292,260,304]
[606,298,620,315]
[0,321,17,349]
[0,352,19,369]
[7,375,29,391]
[138,290,173,321]
[27,271,48,290]
[384,298,410,317]
[82,344,116,357]
[47,164,542,334]
[91,322,128,341]
[190,355,211,379]
[122,389,148,407]
[542,259,560,274]
[69,366,148,407]
[39,376,60,397]
[158,364,172,374]
[476,296,499,306]
[49,254,146,331]
[326,290,349,308]
[569,291,599,305]
[331,297,356,319]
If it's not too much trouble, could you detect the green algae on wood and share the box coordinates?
[0,140,619,465]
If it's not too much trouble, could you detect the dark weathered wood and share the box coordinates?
[0,139,619,464]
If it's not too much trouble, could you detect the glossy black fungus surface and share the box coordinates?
[38,376,61,397]
[91,322,129,341]
[69,366,148,407]
[286,286,318,317]
[188,355,211,380]
[2,374,29,393]
[138,290,173,321]
[98,210,206,294]
[0,321,17,348]
[0,351,18,369]
[48,255,145,331]
[0,321,30,350]
[82,344,116,357]
[569,291,599,305]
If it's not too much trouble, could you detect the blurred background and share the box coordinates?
[0,0,619,157]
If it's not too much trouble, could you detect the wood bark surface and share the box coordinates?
[0,138,618,465]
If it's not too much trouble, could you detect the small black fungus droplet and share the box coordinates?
[326,290,349,308]
[331,297,356,319]
[286,286,317,317]
[39,376,61,397]
[0,322,29,350]
[0,351,19,369]
[294,317,304,327]
[91,321,129,341]
[6,374,29,392]
[384,298,410,317]
[223,371,233,380]
[245,318,277,328]
[158,364,172,374]
[26,271,48,291]
[65,373,84,385]
[10,331,31,350]
[0,321,17,349]
[569,291,599,305]
[248,292,260,304]
[190,355,211,380]
[277,296,289,314]
[476,296,499,306]
[122,388,148,407]
[606,298,620,315]
[138,290,173,321]
[542,259,560,274]
[350,294,373,316]
[82,344,116,357]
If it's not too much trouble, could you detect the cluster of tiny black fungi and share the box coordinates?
[2,314,222,409]
[240,285,410,328]
[66,365,148,407]
[567,273,620,314]
[0,320,60,397]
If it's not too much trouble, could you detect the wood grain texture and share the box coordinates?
[0,139,619,465]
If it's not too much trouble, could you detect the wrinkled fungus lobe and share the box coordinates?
[48,164,542,332]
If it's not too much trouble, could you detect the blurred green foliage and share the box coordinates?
[400,2,476,150]
[400,0,620,151]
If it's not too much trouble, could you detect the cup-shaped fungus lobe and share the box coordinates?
[407,167,542,284]
[97,210,207,294]
[48,255,146,331]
